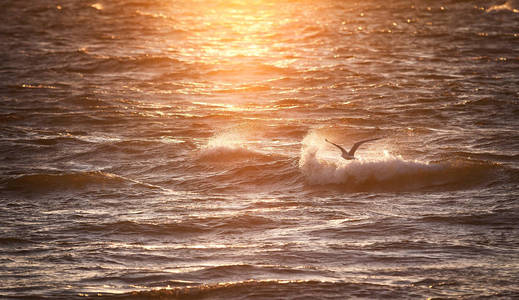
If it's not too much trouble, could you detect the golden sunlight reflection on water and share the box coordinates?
[2,0,518,297]
[180,2,279,63]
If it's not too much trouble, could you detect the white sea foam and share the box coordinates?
[298,132,467,190]
[198,131,268,161]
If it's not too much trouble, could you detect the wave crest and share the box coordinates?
[198,145,267,161]
[299,133,492,191]
[3,171,163,193]
[197,131,269,162]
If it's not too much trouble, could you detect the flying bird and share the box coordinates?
[325,137,382,160]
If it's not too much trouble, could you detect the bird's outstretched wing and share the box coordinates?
[348,138,382,156]
[325,139,348,157]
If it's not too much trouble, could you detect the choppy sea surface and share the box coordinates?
[1,0,519,299]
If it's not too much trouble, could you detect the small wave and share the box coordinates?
[272,98,311,108]
[451,151,519,163]
[213,84,272,94]
[74,220,208,237]
[211,160,301,189]
[3,171,161,192]
[200,214,284,234]
[197,145,269,162]
[68,54,186,74]
[193,131,302,190]
[210,214,281,233]
[299,133,493,192]
[421,209,517,227]
[95,280,410,300]
[4,171,123,191]
[0,237,32,246]
[206,63,291,77]
[197,132,270,162]
[72,214,279,237]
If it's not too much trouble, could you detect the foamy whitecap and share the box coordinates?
[299,143,432,184]
[198,131,267,161]
[298,132,488,191]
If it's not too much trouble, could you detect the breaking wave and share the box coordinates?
[299,133,493,192]
[197,131,271,162]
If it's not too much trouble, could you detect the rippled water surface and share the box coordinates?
[1,0,519,299]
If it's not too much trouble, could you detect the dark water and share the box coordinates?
[1,0,519,299]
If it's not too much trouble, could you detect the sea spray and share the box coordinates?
[197,131,270,162]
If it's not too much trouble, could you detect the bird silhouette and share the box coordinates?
[325,138,382,160]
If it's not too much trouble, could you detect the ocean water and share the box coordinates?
[1,0,518,299]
